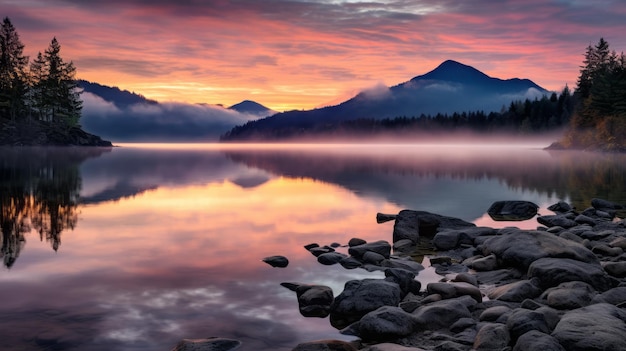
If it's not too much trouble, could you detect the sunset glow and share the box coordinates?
[4,1,626,111]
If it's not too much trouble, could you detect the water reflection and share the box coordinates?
[0,147,110,267]
[223,145,626,217]
[0,144,624,351]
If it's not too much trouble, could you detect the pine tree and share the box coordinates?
[0,17,29,120]
[38,37,82,126]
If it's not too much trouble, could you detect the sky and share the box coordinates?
[4,0,626,112]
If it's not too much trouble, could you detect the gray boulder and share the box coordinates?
[171,338,241,351]
[528,257,614,291]
[330,279,402,329]
[433,227,496,250]
[341,306,418,342]
[426,282,482,303]
[472,323,510,351]
[393,210,475,243]
[384,268,421,296]
[412,295,477,330]
[317,252,348,265]
[506,308,552,341]
[487,279,542,302]
[603,261,626,277]
[536,215,578,228]
[487,200,538,221]
[540,281,596,310]
[552,303,626,351]
[281,283,334,318]
[513,330,565,351]
[547,201,573,213]
[348,240,391,259]
[591,197,624,210]
[592,286,626,305]
[480,228,598,270]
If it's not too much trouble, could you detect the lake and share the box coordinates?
[1,143,625,351]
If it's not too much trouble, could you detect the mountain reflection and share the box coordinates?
[0,147,110,267]
[223,145,626,215]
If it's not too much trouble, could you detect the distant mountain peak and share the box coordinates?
[228,100,275,117]
[413,59,490,84]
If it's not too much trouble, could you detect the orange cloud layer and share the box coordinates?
[4,1,626,111]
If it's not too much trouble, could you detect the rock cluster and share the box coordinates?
[289,198,626,351]
[172,198,626,351]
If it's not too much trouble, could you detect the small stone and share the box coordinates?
[348,238,367,247]
[262,255,289,268]
[317,252,348,265]
[473,323,510,351]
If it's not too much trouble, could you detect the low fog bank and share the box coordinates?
[222,128,567,148]
[80,92,260,142]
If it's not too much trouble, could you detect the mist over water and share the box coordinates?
[0,144,624,351]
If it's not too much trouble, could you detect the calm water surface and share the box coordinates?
[1,143,625,351]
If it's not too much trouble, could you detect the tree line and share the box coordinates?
[221,87,575,141]
[0,17,81,126]
[558,38,626,151]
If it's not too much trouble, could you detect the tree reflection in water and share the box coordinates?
[0,147,110,267]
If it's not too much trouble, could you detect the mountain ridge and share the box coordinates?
[221,60,549,140]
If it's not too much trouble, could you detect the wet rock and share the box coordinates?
[339,257,362,269]
[330,279,402,329]
[309,246,335,257]
[592,286,626,305]
[506,308,552,342]
[540,281,596,309]
[171,338,241,351]
[528,257,614,291]
[591,198,624,210]
[348,238,367,247]
[487,279,542,302]
[472,323,510,351]
[427,282,482,303]
[487,200,538,221]
[380,257,424,273]
[469,254,498,271]
[475,268,523,286]
[262,255,289,268]
[480,228,598,270]
[393,210,475,243]
[376,213,397,223]
[412,295,476,330]
[341,306,418,342]
[363,251,386,265]
[547,201,573,213]
[451,272,478,287]
[318,252,348,265]
[513,330,565,351]
[348,240,391,259]
[536,215,578,228]
[574,214,598,226]
[384,268,421,296]
[281,283,334,317]
[591,244,622,257]
[479,306,512,322]
[292,339,359,351]
[552,303,626,351]
[433,227,495,250]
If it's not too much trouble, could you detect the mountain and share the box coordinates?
[220,60,549,140]
[228,100,275,117]
[78,80,259,142]
[78,80,157,109]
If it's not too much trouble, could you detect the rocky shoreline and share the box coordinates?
[174,198,626,351]
[0,119,112,146]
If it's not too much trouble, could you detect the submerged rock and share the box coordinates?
[487,200,538,221]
